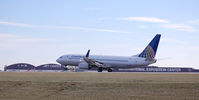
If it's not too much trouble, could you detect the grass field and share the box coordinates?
[0,72,199,100]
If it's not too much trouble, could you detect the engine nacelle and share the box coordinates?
[77,62,88,69]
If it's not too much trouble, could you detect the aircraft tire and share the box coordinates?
[107,68,112,72]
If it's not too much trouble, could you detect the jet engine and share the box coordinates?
[77,62,89,69]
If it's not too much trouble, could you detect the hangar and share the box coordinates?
[35,64,64,72]
[4,63,35,72]
[4,63,65,72]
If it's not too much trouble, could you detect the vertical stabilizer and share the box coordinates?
[138,34,161,60]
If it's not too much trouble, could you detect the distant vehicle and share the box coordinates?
[56,34,161,72]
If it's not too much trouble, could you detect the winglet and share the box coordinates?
[85,49,90,57]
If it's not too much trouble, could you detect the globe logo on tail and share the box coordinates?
[139,45,155,61]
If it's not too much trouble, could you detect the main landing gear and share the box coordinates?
[97,67,112,72]
[107,68,112,72]
[97,67,103,72]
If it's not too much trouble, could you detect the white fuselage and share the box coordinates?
[56,54,156,69]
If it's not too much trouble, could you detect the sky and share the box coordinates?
[0,0,199,70]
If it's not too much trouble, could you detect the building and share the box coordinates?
[114,66,199,72]
[35,64,65,72]
[4,63,65,72]
[4,63,199,72]
[4,63,35,72]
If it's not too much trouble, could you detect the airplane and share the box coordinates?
[56,34,161,72]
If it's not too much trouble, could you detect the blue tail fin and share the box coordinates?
[138,34,161,60]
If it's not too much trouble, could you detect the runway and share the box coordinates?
[0,72,199,100]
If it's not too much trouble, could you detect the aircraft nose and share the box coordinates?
[56,58,61,63]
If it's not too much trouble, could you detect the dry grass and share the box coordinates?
[0,72,199,100]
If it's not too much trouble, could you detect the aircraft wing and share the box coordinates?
[84,57,105,68]
[83,50,105,68]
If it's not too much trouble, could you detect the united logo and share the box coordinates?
[138,45,155,61]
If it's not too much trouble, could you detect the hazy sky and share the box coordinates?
[0,0,199,70]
